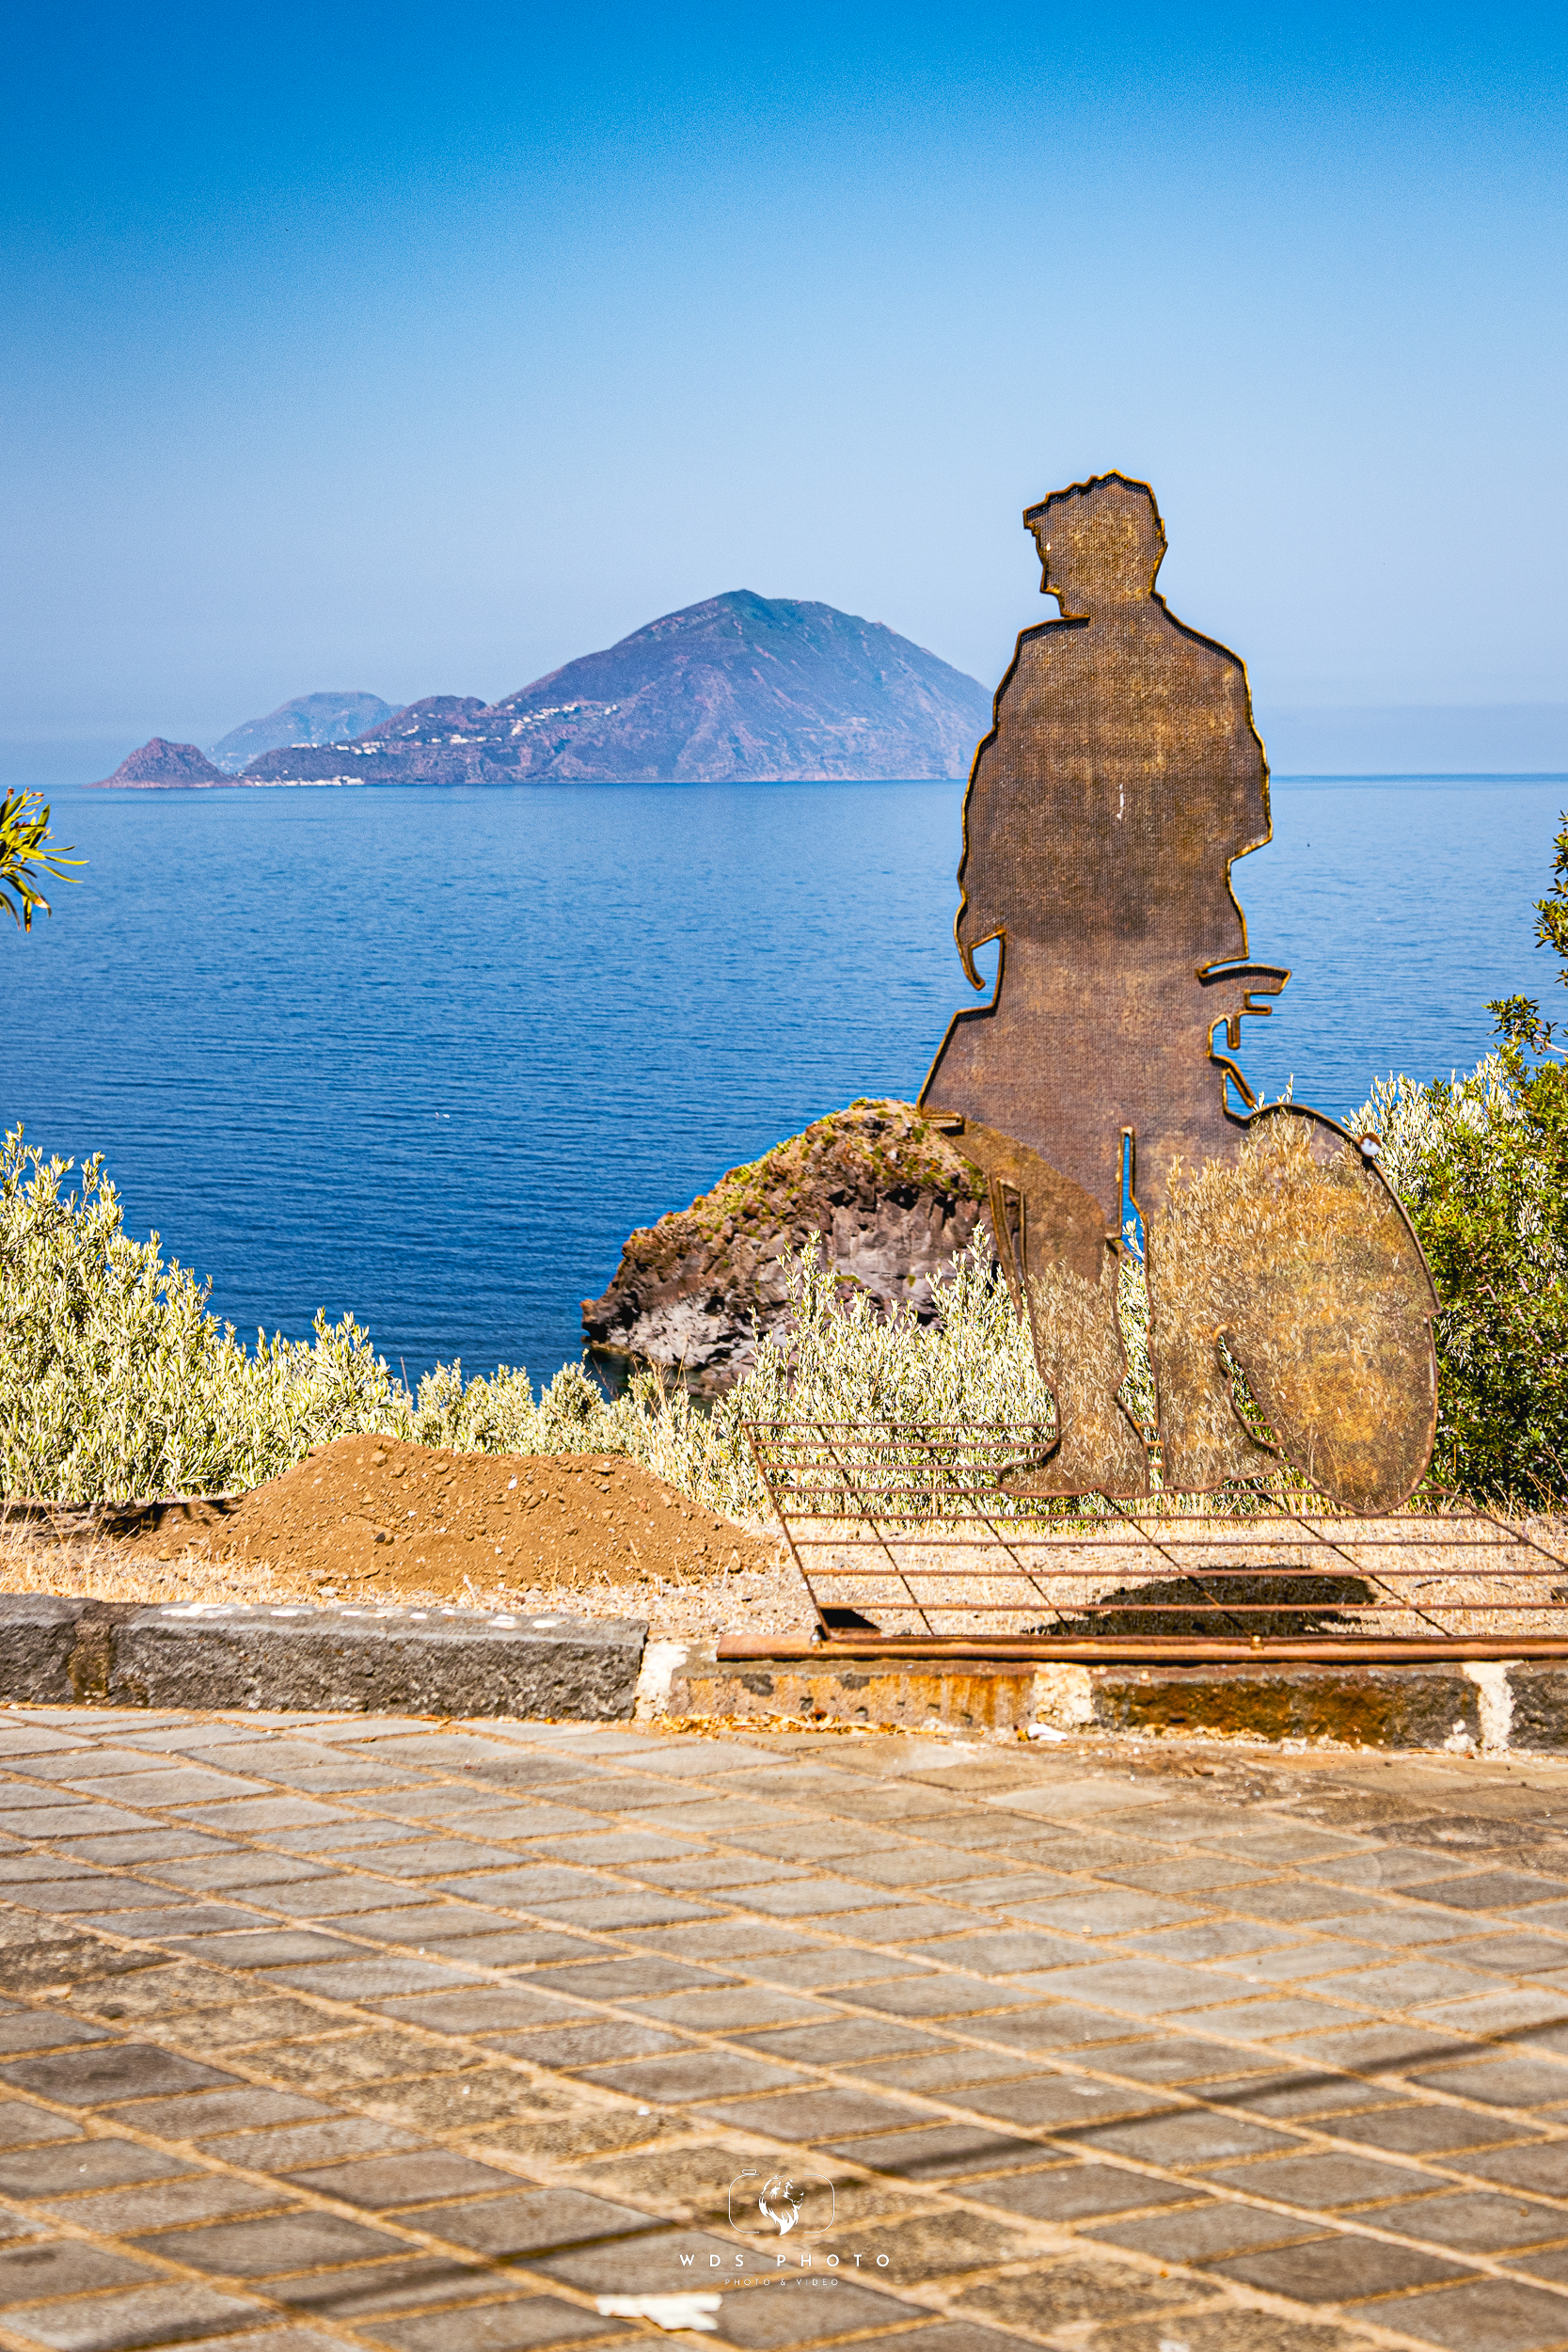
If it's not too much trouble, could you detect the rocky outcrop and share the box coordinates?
[90,739,230,788]
[244,593,992,786]
[582,1100,988,1390]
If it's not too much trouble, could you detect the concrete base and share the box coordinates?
[666,1645,1562,1752]
[0,1596,646,1719]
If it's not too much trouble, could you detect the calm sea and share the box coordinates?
[4,776,1562,1385]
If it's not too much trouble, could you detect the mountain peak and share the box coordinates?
[148,594,991,788]
[211,691,396,775]
[91,738,230,788]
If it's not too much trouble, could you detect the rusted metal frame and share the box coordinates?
[1213,1494,1455,1640]
[1460,1500,1568,1581]
[742,1422,832,1633]
[809,1419,934,1635]
[715,1633,1568,1664]
[902,1422,1069,1630]
[1280,1497,1561,1631]
[1101,1492,1255,1638]
[752,1422,1568,1641]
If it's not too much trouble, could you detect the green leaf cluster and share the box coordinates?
[0,789,82,931]
[1355,811,1568,1503]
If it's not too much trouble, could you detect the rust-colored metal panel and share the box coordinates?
[919,472,1437,1510]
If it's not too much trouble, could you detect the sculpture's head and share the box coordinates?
[1024,474,1165,615]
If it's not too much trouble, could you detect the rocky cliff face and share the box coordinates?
[582,1100,988,1390]
[241,593,992,785]
[89,739,230,787]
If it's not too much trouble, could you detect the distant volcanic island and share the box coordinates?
[93,592,991,787]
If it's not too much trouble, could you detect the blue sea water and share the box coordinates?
[4,775,1563,1386]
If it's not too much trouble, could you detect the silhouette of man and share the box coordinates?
[921,473,1276,1491]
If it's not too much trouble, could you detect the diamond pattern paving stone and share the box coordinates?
[135,2211,411,2273]
[420,1931,603,1967]
[172,1800,361,1832]
[525,1961,736,1998]
[163,1931,372,1966]
[72,1908,277,1940]
[523,1896,715,1931]
[267,1959,482,1997]
[199,2117,427,2169]
[808,1904,982,1942]
[949,2076,1175,2129]
[397,2189,660,2256]
[1364,2190,1568,2252]
[31,1716,1568,2352]
[487,2024,681,2068]
[0,2045,240,2104]
[821,2122,1049,2179]
[105,2088,334,2138]
[624,1992,839,2031]
[1326,2102,1538,2155]
[584,2053,803,2101]
[702,2279,921,2348]
[900,1932,1091,1974]
[1085,2202,1329,2261]
[0,2245,158,2302]
[1202,2149,1437,2207]
[730,2022,942,2065]
[1379,2276,1568,2351]
[694,2087,929,2138]
[64,1770,269,1807]
[836,1975,1037,2017]
[0,2282,265,2349]
[433,1871,622,1905]
[296,1905,505,1941]
[0,1808,148,1837]
[721,1880,910,1917]
[373,1987,596,2032]
[365,2302,627,2350]
[7,1883,203,1915]
[269,2253,519,2318]
[0,2104,82,2146]
[1468,2144,1568,2194]
[0,2139,197,2196]
[1028,1960,1294,2015]
[1069,2109,1299,2167]
[285,2153,527,2207]
[1214,2236,1481,2302]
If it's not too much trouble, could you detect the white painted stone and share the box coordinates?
[1465,1661,1517,1752]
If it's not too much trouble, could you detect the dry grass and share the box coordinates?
[1149,1111,1436,1510]
[1022,1250,1147,1495]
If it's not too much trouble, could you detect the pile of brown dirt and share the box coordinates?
[116,1437,779,1602]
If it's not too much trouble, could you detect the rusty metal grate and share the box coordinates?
[740,1421,1568,1661]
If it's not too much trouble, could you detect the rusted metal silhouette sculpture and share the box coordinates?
[920,473,1436,1510]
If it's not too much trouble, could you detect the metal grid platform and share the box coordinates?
[741,1420,1568,1662]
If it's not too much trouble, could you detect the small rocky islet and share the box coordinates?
[582,1098,987,1391]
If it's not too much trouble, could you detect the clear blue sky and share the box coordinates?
[3,0,1563,776]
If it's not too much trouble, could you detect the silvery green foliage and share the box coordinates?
[0,1130,403,1500]
[1,1130,1045,1512]
[629,1232,1053,1519]
[1352,1053,1517,1205]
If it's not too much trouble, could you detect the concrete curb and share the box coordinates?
[664,1645,1568,1751]
[0,1595,646,1718]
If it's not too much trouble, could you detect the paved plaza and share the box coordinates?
[5,1717,1568,2352]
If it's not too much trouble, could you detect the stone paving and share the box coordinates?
[8,1720,1568,2352]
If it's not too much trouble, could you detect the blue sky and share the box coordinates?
[3,0,1563,777]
